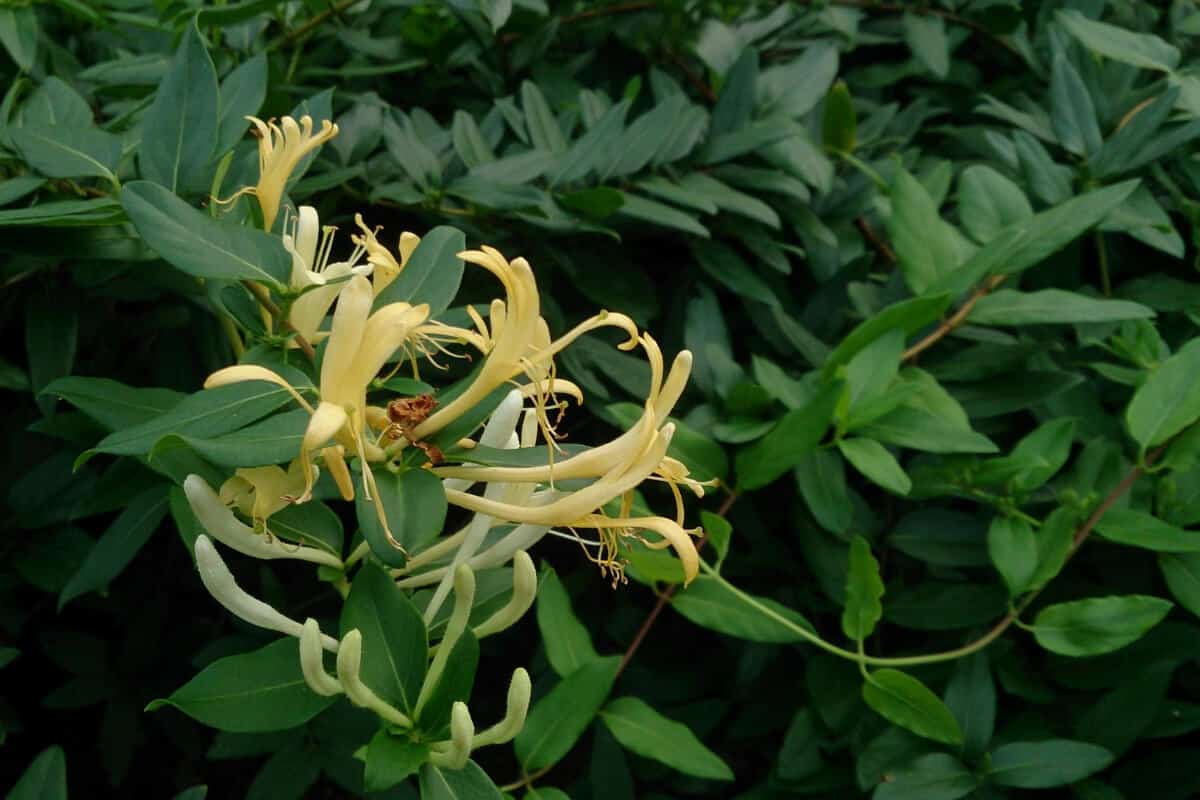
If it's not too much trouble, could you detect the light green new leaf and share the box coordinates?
[968,289,1153,325]
[841,535,884,641]
[988,739,1114,788]
[1033,595,1172,656]
[147,638,336,732]
[363,731,428,792]
[601,696,733,780]
[121,182,291,285]
[1095,509,1200,552]
[957,165,1032,243]
[838,438,911,496]
[515,656,620,770]
[1057,9,1180,72]
[988,516,1038,597]
[1126,339,1200,449]
[888,166,969,296]
[536,566,599,677]
[863,669,963,745]
[139,22,218,194]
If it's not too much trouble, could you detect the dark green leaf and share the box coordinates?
[536,566,599,677]
[365,732,428,792]
[671,575,814,643]
[600,696,733,780]
[875,753,978,800]
[418,761,503,800]
[1126,339,1200,449]
[515,656,620,770]
[1096,509,1200,552]
[862,669,963,746]
[341,562,428,713]
[356,467,448,565]
[735,380,840,490]
[1033,595,1172,657]
[987,739,1114,787]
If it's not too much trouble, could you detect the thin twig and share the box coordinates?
[855,216,896,263]
[615,489,739,679]
[242,280,317,361]
[901,274,1006,362]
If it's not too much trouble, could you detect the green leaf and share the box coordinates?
[841,535,884,641]
[341,562,428,713]
[139,22,219,194]
[1160,553,1200,619]
[691,240,779,307]
[1029,507,1081,590]
[1091,89,1178,179]
[356,467,447,565]
[559,186,624,218]
[700,510,733,566]
[874,753,978,800]
[822,295,952,380]
[417,630,478,737]
[215,54,267,156]
[968,289,1153,325]
[794,448,852,534]
[515,656,620,770]
[710,47,757,137]
[364,732,428,792]
[85,381,294,461]
[735,380,840,490]
[943,652,995,760]
[372,225,465,316]
[671,575,814,643]
[988,739,1114,787]
[858,406,997,454]
[976,418,1077,492]
[147,638,336,732]
[862,669,963,746]
[25,291,78,417]
[59,486,168,609]
[838,438,911,496]
[988,516,1039,597]
[902,13,950,78]
[269,500,344,556]
[42,377,183,432]
[820,80,856,153]
[617,192,710,238]
[152,409,307,468]
[1126,339,1200,449]
[6,746,66,800]
[1050,54,1102,157]
[677,172,780,229]
[1057,9,1180,72]
[957,165,1032,243]
[613,94,686,175]
[121,181,290,285]
[600,696,733,781]
[1033,595,1173,657]
[521,81,566,153]
[0,197,124,227]
[0,5,38,71]
[536,566,599,677]
[936,178,1139,294]
[1095,509,1200,552]
[418,761,503,800]
[888,166,968,296]
[843,328,903,423]
[10,126,121,183]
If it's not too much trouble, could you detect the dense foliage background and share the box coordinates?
[4,0,1200,797]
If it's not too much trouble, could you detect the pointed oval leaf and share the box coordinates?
[862,669,963,746]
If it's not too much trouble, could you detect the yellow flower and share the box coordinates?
[218,461,310,529]
[206,275,429,545]
[247,115,339,230]
[283,206,372,344]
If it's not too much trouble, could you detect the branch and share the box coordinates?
[901,274,1006,362]
[855,216,896,263]
[271,0,362,49]
[242,280,317,362]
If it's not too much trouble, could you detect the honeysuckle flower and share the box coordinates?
[472,550,537,639]
[300,618,344,697]
[410,246,640,444]
[352,214,420,297]
[247,115,339,230]
[218,461,311,529]
[471,668,531,749]
[193,535,339,650]
[429,702,473,769]
[185,476,342,567]
[206,276,430,546]
[283,205,372,344]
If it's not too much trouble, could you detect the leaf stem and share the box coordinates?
[902,274,1006,362]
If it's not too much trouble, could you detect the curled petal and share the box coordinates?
[194,535,339,648]
[184,475,342,567]
[472,668,532,748]
[300,618,344,696]
[204,365,314,414]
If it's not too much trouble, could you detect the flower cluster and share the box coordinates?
[181,114,711,751]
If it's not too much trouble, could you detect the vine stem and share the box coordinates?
[269,0,362,49]
[241,280,317,361]
[700,446,1164,669]
[901,274,1006,362]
